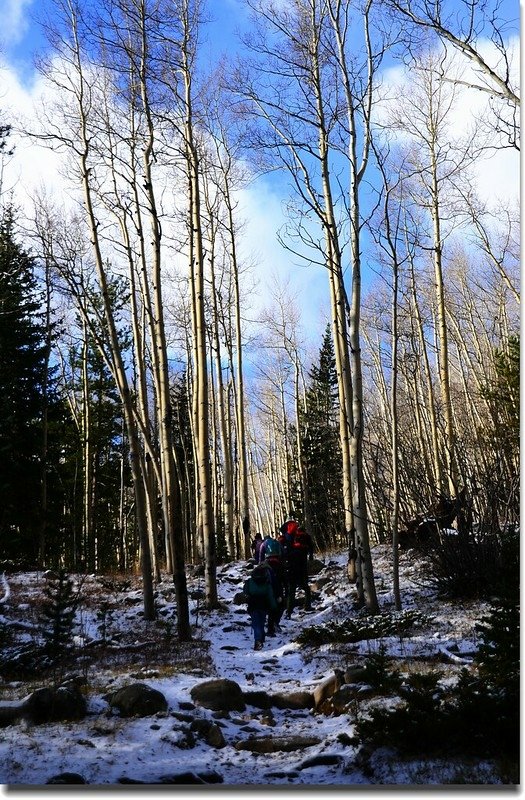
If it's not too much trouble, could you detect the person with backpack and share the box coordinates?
[258,533,282,563]
[285,525,314,617]
[243,563,277,650]
[279,513,299,556]
[261,551,286,636]
[250,532,263,562]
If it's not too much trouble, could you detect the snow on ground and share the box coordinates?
[0,544,504,793]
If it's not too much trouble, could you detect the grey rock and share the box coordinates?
[25,686,87,724]
[46,772,87,784]
[272,691,314,710]
[206,723,226,748]
[103,682,168,718]
[242,690,273,709]
[190,678,245,713]
[299,754,344,769]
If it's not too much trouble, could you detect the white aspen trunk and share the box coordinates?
[77,144,154,621]
[56,4,155,618]
[231,215,251,556]
[81,318,94,572]
[430,161,456,498]
[138,11,191,636]
[182,43,218,605]
[409,255,442,494]
[390,255,402,611]
[208,244,235,560]
[293,355,312,534]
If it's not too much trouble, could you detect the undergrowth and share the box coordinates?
[295,609,432,646]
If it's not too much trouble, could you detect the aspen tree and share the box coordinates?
[32,0,163,621]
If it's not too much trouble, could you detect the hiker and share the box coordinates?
[258,533,282,563]
[250,532,263,562]
[285,525,314,618]
[243,563,277,651]
[261,552,286,636]
[279,513,299,558]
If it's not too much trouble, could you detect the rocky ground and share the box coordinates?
[0,545,504,787]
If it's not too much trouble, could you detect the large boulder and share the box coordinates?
[103,683,168,718]
[190,679,245,713]
[25,686,87,724]
[272,691,314,710]
[242,690,273,709]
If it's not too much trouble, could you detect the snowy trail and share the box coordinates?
[201,561,333,694]
[0,547,498,787]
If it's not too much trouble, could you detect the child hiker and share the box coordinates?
[243,563,277,651]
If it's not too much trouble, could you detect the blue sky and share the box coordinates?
[0,0,520,356]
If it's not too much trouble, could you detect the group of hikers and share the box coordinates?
[243,514,314,651]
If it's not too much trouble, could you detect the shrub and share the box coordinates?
[355,588,519,781]
[423,526,518,600]
[295,609,432,646]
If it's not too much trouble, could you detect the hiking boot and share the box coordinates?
[254,641,263,651]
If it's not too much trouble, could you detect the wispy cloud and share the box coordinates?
[0,0,34,48]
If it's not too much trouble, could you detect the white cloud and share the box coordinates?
[377,36,520,209]
[0,0,33,47]
[236,178,331,336]
[0,60,69,210]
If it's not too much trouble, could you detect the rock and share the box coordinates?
[171,711,194,723]
[103,683,168,718]
[46,772,87,784]
[299,754,344,769]
[259,712,276,727]
[206,723,226,748]
[344,665,368,683]
[272,691,314,710]
[161,729,196,749]
[313,670,345,710]
[25,686,87,724]
[337,732,359,747]
[235,735,322,753]
[311,577,332,591]
[0,700,27,727]
[158,771,224,784]
[190,679,245,713]
[264,771,300,779]
[242,690,273,709]
[233,591,248,605]
[307,558,325,576]
[330,685,359,712]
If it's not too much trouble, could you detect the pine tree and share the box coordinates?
[39,569,79,665]
[301,326,343,549]
[0,207,48,562]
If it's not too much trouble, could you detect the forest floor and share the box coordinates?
[0,543,512,790]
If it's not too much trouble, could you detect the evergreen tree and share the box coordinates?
[301,326,343,549]
[39,569,79,666]
[171,372,195,553]
[0,207,48,562]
